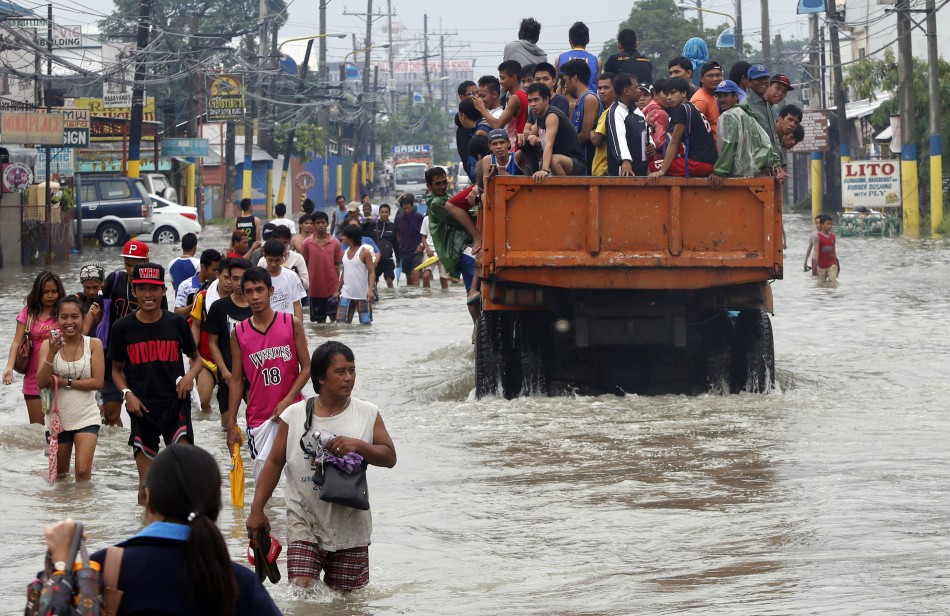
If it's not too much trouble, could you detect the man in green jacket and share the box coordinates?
[424,166,481,323]
[743,64,785,166]
[709,80,786,189]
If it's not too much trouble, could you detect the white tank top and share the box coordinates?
[341,244,370,300]
[50,336,100,432]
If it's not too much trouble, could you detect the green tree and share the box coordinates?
[845,49,950,210]
[98,0,287,129]
[376,100,452,165]
[274,122,325,162]
[600,0,806,82]
[599,0,700,69]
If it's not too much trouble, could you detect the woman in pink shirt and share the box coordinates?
[3,271,66,424]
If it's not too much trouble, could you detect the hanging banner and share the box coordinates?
[102,43,135,108]
[206,74,245,121]
[841,160,902,210]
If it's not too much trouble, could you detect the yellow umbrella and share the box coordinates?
[414,255,440,271]
[230,443,245,508]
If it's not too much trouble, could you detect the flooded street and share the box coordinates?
[1,215,949,615]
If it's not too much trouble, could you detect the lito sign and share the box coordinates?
[841,160,902,210]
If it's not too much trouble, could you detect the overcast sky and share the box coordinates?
[57,0,950,71]
[67,0,806,67]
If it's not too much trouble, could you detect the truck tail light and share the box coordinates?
[503,288,544,306]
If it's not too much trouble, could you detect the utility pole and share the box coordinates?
[896,0,919,234]
[925,0,942,232]
[258,21,278,158]
[760,0,770,66]
[126,0,152,180]
[241,0,270,202]
[735,0,743,58]
[277,39,313,205]
[387,0,394,115]
[369,65,379,167]
[317,0,329,141]
[44,2,52,265]
[187,13,200,211]
[827,1,847,212]
[361,0,373,161]
[423,14,432,100]
[440,33,446,114]
[808,13,823,218]
[318,0,327,83]
[695,0,703,33]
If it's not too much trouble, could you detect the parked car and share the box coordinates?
[141,194,201,244]
[140,173,178,203]
[75,175,153,247]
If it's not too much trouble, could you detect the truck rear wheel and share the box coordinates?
[514,313,549,396]
[475,311,505,398]
[732,310,775,393]
[703,313,733,395]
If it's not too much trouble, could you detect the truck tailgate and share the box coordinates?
[481,176,783,290]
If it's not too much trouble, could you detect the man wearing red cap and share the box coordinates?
[85,240,168,426]
[110,262,202,505]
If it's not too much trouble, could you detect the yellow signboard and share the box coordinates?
[206,74,245,121]
[68,97,157,121]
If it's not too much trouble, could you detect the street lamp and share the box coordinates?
[341,43,391,80]
[277,32,347,52]
[675,3,736,26]
[675,3,742,57]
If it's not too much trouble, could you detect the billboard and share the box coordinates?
[0,112,64,144]
[841,160,901,210]
[34,146,75,181]
[791,110,831,153]
[206,74,245,121]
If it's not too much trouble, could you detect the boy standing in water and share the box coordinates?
[814,215,839,282]
[803,215,821,275]
[109,263,203,504]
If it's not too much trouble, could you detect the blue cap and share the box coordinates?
[487,128,510,142]
[747,64,770,80]
[714,80,741,95]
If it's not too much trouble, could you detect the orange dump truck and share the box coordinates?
[475,176,783,398]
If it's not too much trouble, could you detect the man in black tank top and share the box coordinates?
[517,82,586,180]
[234,197,260,244]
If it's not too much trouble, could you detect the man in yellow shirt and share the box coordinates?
[589,71,616,176]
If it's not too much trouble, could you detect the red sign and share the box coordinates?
[0,112,64,145]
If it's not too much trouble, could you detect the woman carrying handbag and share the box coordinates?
[247,341,397,592]
[3,271,65,424]
[35,296,105,482]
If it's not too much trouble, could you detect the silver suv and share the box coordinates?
[75,176,154,247]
